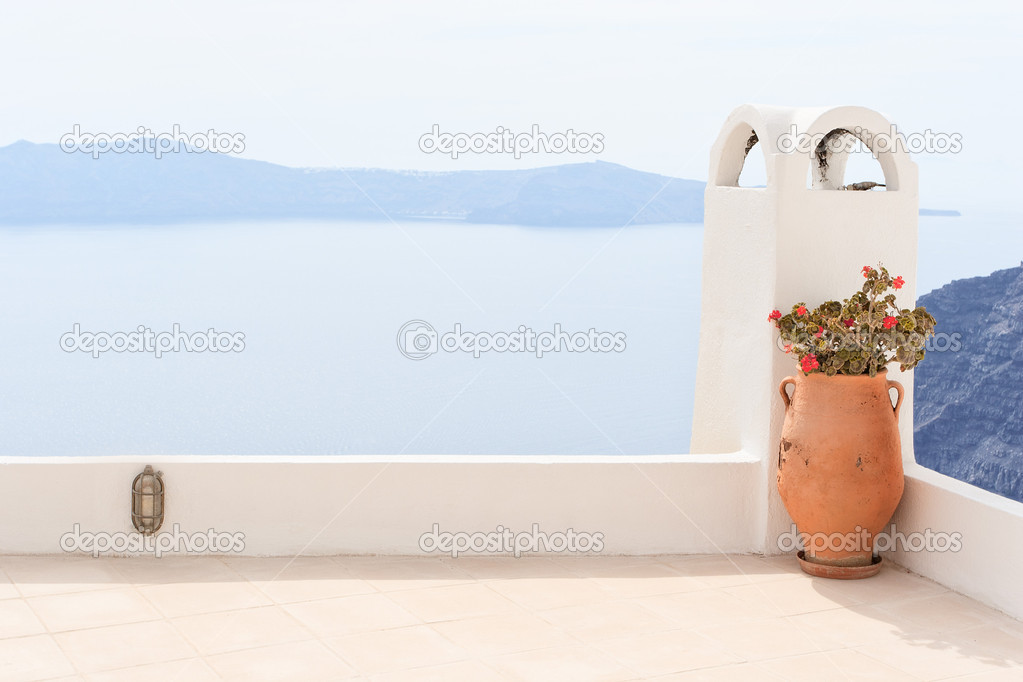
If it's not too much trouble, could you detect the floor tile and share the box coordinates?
[550,555,670,577]
[283,592,420,637]
[599,629,743,677]
[486,644,636,681]
[816,563,948,605]
[443,556,574,581]
[661,554,803,588]
[54,620,196,674]
[537,599,677,641]
[855,637,1009,680]
[0,557,123,597]
[589,562,709,598]
[224,556,376,603]
[787,604,921,649]
[206,639,356,681]
[486,575,610,610]
[111,556,237,585]
[950,669,1023,680]
[755,649,920,680]
[951,622,1023,664]
[653,662,765,680]
[386,582,519,622]
[325,624,467,674]
[367,660,505,681]
[0,634,77,681]
[723,574,864,617]
[0,569,21,600]
[29,587,160,632]
[696,615,830,661]
[338,556,475,592]
[430,611,575,656]
[172,604,313,655]
[139,579,272,617]
[0,599,47,638]
[84,658,221,682]
[872,592,1000,634]
[636,587,777,629]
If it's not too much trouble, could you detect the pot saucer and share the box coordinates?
[796,550,882,579]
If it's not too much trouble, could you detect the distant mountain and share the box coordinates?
[914,264,1023,502]
[0,141,704,227]
[919,209,961,217]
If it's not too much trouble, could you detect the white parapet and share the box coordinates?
[0,455,762,557]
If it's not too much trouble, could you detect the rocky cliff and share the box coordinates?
[914,264,1023,503]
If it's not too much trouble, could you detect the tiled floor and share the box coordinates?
[0,553,1021,681]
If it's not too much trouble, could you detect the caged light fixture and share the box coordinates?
[131,465,165,534]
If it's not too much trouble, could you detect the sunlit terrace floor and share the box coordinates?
[1,553,1021,681]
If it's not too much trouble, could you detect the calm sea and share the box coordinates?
[0,214,1015,456]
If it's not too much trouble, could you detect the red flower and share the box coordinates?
[883,316,899,329]
[843,318,856,327]
[782,343,793,354]
[768,310,781,321]
[796,305,807,316]
[862,266,872,278]
[814,326,824,338]
[800,354,819,372]
[893,276,905,290]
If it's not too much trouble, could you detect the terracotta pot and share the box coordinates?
[777,369,905,577]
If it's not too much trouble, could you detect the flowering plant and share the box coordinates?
[767,264,936,377]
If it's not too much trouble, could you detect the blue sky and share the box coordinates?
[1,0,1019,213]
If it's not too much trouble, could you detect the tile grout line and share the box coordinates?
[474,571,650,679]
[122,566,221,679]
[0,559,112,679]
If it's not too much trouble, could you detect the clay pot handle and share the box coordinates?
[779,377,796,409]
[887,379,904,420]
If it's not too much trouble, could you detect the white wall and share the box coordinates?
[0,455,761,557]
[888,464,1023,620]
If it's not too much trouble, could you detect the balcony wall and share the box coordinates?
[0,455,762,556]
